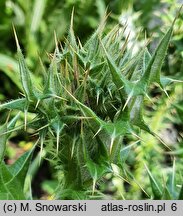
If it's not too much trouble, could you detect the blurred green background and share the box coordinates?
[0,0,182,199]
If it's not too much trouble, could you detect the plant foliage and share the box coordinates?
[0,11,182,199]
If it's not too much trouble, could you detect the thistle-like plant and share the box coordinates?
[0,11,182,199]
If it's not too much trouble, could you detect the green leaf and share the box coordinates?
[0,98,26,111]
[166,160,176,199]
[8,147,34,186]
[0,124,7,163]
[30,0,47,33]
[160,76,173,88]
[7,112,20,131]
[174,103,183,122]
[93,132,108,162]
[43,55,60,97]
[56,188,87,200]
[0,113,19,162]
[86,159,109,193]
[0,163,25,200]
[41,180,58,195]
[140,25,173,88]
[64,88,103,127]
[0,145,35,200]
[162,186,172,200]
[144,163,162,199]
[0,53,22,89]
[120,141,139,164]
[51,117,65,153]
[13,27,35,100]
[0,166,14,199]
[67,9,77,49]
[101,42,131,98]
[178,184,183,200]
[0,193,9,200]
[142,48,152,74]
[129,95,152,133]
